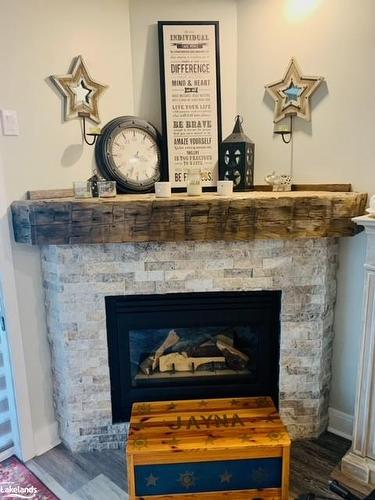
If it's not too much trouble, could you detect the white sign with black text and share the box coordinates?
[159,22,222,189]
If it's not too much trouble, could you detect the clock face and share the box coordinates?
[95,117,162,193]
[109,127,160,186]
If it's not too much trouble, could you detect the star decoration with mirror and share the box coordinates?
[265,58,324,123]
[51,55,107,124]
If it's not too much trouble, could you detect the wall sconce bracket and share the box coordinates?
[78,112,102,146]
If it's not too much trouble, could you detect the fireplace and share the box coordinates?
[106,291,281,422]
[39,238,337,451]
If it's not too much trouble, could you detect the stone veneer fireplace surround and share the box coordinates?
[41,237,338,452]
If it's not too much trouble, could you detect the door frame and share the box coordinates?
[0,282,20,460]
[0,261,35,461]
[0,159,34,461]
[0,243,35,462]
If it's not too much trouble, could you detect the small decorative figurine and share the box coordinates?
[366,194,375,217]
[265,172,292,192]
[220,116,254,191]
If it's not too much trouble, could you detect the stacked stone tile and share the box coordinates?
[41,238,338,451]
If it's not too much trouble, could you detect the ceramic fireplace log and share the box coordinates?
[189,339,222,357]
[139,329,180,375]
[151,329,179,372]
[158,352,226,372]
[217,340,250,370]
[169,330,234,357]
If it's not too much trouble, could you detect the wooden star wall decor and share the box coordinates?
[265,58,324,123]
[50,55,107,124]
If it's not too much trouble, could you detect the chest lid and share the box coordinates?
[127,396,290,456]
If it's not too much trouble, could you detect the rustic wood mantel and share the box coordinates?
[11,188,367,245]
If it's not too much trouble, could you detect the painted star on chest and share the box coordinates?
[145,473,159,487]
[256,397,270,408]
[132,420,146,431]
[251,467,269,484]
[198,400,208,408]
[166,436,180,447]
[219,470,233,484]
[240,433,253,443]
[265,58,324,122]
[205,434,217,445]
[50,55,107,124]
[137,403,152,415]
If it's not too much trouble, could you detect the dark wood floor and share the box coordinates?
[290,432,351,498]
[27,431,351,499]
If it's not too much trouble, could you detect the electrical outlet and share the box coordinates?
[1,109,19,136]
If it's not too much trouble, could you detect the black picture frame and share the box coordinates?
[158,21,222,191]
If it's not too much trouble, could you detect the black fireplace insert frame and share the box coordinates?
[105,291,281,423]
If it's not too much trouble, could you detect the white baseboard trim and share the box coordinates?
[33,421,61,456]
[0,446,15,462]
[328,407,353,441]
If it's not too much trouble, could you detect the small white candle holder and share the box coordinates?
[186,168,202,196]
[98,181,117,198]
[73,181,92,199]
[155,182,172,198]
[217,180,233,196]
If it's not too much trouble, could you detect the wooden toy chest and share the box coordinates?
[127,396,290,499]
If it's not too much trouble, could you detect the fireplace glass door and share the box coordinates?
[106,291,281,422]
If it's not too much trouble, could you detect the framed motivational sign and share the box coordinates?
[158,21,222,190]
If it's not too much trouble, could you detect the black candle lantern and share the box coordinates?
[220,115,254,191]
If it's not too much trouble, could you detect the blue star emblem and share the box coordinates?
[219,470,233,483]
[283,82,304,102]
[251,467,269,484]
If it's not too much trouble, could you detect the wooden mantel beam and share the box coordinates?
[11,189,367,246]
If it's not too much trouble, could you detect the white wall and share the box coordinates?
[236,0,375,420]
[0,0,134,454]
